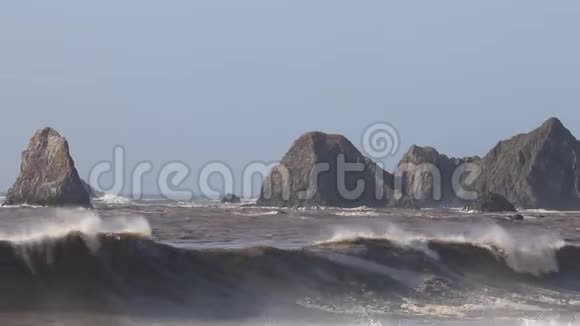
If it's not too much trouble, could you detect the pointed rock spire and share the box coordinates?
[3,128,92,208]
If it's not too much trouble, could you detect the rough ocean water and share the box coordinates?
[1,196,580,325]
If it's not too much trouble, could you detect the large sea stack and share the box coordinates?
[257,131,394,208]
[477,118,580,210]
[3,128,92,208]
[395,145,480,208]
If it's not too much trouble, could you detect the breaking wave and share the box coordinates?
[318,222,566,276]
[0,210,580,321]
[0,209,150,244]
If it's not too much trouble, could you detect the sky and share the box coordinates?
[1,1,579,196]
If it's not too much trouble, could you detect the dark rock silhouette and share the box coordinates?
[477,118,580,210]
[509,214,525,221]
[221,193,241,204]
[395,145,480,208]
[464,193,517,213]
[3,128,92,208]
[257,131,394,208]
[81,179,103,198]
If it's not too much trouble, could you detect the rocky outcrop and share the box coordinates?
[476,118,580,210]
[464,192,517,213]
[257,117,580,210]
[396,118,580,210]
[221,193,241,204]
[394,145,480,208]
[257,132,394,208]
[3,128,92,208]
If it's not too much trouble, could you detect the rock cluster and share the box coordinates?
[258,117,580,210]
[5,117,579,211]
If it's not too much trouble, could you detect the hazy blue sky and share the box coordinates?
[1,1,579,195]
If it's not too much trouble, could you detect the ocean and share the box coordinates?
[0,197,579,325]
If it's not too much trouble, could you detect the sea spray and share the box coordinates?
[0,208,151,271]
[319,221,566,276]
[94,193,133,205]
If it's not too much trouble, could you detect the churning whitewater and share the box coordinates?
[0,203,580,325]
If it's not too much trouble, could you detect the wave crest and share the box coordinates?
[0,208,151,245]
[318,222,566,276]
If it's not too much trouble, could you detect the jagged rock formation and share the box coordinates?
[260,117,579,210]
[394,145,480,208]
[3,128,92,208]
[464,192,517,213]
[221,193,241,204]
[257,131,394,208]
[394,118,580,210]
[476,118,580,210]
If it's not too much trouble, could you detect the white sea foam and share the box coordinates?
[0,208,151,270]
[94,193,133,205]
[519,319,579,326]
[521,209,563,214]
[319,221,566,276]
[241,198,257,205]
[404,296,553,319]
[331,206,382,217]
[231,210,285,217]
[0,203,44,209]
[0,208,151,245]
[334,211,381,217]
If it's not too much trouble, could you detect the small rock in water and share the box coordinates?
[221,193,242,204]
[509,214,525,221]
[464,192,516,213]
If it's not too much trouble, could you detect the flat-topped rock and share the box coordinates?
[3,128,92,208]
[257,131,394,208]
